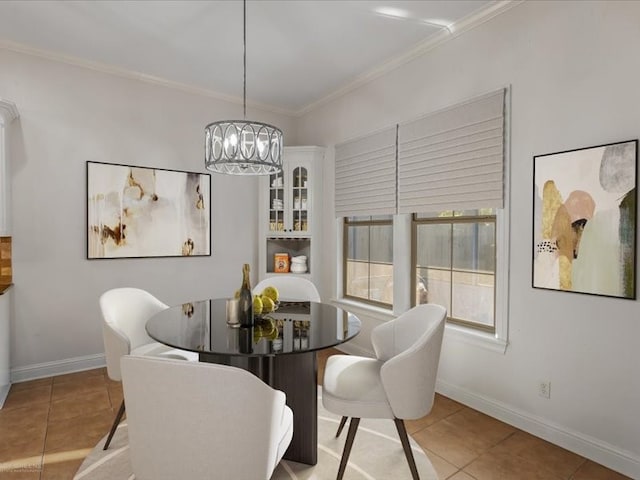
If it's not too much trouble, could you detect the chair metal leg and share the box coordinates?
[394,418,420,480]
[336,417,360,480]
[103,400,126,450]
[335,416,348,437]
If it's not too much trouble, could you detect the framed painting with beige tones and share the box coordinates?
[533,140,637,299]
[87,161,211,259]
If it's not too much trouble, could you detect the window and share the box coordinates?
[336,88,509,349]
[343,216,393,307]
[413,210,496,332]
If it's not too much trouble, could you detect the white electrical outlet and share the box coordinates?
[539,381,551,399]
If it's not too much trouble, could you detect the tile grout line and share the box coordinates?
[39,381,54,480]
[454,428,518,472]
[408,401,468,438]
[411,404,494,473]
[459,428,584,480]
[409,402,474,478]
[445,424,518,472]
[444,468,462,479]
[567,457,588,480]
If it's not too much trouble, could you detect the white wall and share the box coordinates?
[2,1,639,476]
[297,1,640,477]
[0,49,296,373]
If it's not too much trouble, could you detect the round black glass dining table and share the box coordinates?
[146,299,361,357]
[145,298,361,466]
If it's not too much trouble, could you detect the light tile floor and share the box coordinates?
[0,349,631,480]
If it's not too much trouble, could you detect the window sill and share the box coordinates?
[330,298,395,324]
[444,323,508,354]
[330,298,508,354]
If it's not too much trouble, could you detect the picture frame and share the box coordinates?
[87,161,211,259]
[532,140,637,299]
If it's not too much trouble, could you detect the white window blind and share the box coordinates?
[335,126,397,217]
[398,89,505,214]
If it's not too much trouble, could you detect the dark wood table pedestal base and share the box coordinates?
[199,351,318,465]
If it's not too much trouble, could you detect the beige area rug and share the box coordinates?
[74,389,438,480]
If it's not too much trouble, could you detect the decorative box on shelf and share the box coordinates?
[274,253,290,273]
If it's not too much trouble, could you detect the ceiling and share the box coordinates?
[0,0,503,115]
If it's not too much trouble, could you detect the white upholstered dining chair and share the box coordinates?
[100,287,198,450]
[322,303,446,480]
[121,355,293,480]
[253,275,321,302]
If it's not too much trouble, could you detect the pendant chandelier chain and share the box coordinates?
[203,0,283,175]
[243,0,247,120]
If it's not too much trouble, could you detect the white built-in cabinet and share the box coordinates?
[0,288,12,407]
[0,100,18,235]
[258,146,324,285]
[0,99,17,408]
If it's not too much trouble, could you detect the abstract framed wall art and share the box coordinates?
[87,161,211,259]
[533,140,637,299]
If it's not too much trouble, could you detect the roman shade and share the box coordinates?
[397,89,505,214]
[335,126,397,217]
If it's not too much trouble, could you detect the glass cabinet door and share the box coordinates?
[268,170,285,233]
[291,166,308,233]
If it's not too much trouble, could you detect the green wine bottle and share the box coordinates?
[238,263,254,328]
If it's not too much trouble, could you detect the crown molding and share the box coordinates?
[0,0,522,119]
[294,0,523,116]
[0,39,294,116]
[0,99,19,123]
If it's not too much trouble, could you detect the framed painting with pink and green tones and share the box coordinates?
[532,140,637,299]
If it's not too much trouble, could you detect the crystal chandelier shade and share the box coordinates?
[204,0,283,175]
[205,119,282,175]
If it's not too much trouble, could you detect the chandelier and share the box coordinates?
[204,0,283,175]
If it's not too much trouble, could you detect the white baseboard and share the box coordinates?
[11,353,106,383]
[0,383,9,408]
[436,379,640,479]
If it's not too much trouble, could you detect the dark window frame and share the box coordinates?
[412,211,497,333]
[343,216,393,309]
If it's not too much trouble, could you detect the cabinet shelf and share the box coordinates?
[267,237,310,242]
[265,238,311,274]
